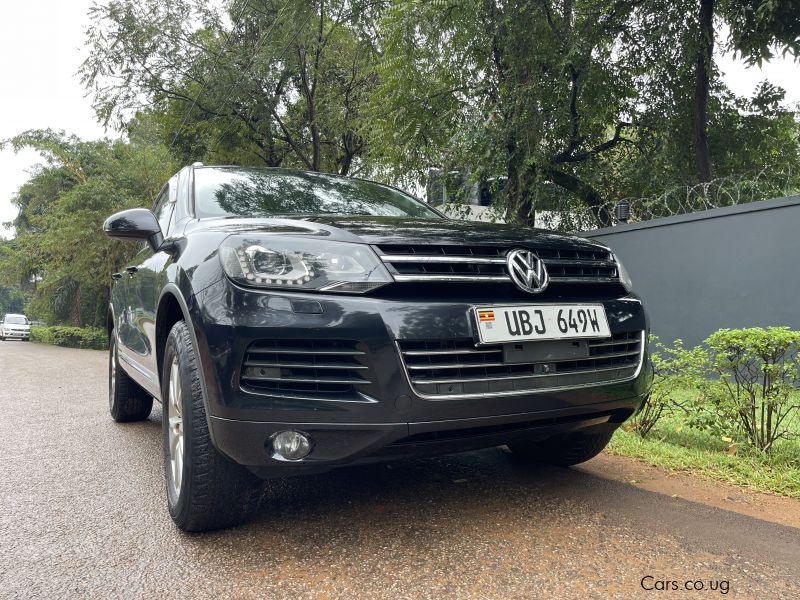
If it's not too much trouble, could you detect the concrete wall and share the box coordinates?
[582,195,800,348]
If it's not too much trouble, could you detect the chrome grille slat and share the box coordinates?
[393,274,509,282]
[377,255,507,264]
[407,361,510,370]
[403,348,503,356]
[375,244,620,285]
[588,338,639,348]
[247,348,365,356]
[398,331,644,399]
[543,258,617,267]
[409,364,637,385]
[241,374,372,385]
[548,277,620,283]
[243,361,369,370]
[405,348,639,370]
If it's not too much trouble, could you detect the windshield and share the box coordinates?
[4,316,28,325]
[194,168,442,220]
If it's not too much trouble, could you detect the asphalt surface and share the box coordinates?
[1,341,798,599]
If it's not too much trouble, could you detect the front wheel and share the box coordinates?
[162,321,264,532]
[109,333,153,422]
[508,429,615,467]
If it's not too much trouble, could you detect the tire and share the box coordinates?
[508,429,615,467]
[162,320,264,532]
[109,333,153,422]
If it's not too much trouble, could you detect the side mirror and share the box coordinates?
[103,208,164,252]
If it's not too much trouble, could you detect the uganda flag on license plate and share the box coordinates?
[478,310,495,322]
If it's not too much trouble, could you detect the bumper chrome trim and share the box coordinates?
[396,331,646,400]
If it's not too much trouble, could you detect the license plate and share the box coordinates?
[474,305,611,343]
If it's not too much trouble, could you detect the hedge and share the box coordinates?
[31,326,108,350]
[632,327,800,454]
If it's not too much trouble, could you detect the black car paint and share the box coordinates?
[105,172,651,478]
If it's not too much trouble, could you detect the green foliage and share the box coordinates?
[3,1,800,333]
[627,328,800,456]
[370,0,646,225]
[72,0,800,229]
[82,0,384,174]
[0,281,29,316]
[611,329,800,496]
[629,337,706,437]
[0,127,177,327]
[723,0,800,65]
[367,1,800,226]
[704,327,800,453]
[609,410,800,497]
[31,326,108,350]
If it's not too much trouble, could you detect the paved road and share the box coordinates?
[1,341,798,599]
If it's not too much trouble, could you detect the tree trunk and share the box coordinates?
[692,0,714,183]
[505,133,535,226]
[298,45,321,172]
[513,172,537,226]
[339,132,354,175]
[74,284,82,328]
[309,0,324,171]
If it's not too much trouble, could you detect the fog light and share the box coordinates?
[271,430,312,461]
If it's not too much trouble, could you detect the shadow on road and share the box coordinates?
[127,403,797,574]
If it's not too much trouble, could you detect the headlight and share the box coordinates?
[219,236,394,293]
[613,254,634,292]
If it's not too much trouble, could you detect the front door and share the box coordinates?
[117,176,177,395]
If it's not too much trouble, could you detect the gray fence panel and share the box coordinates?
[582,195,800,348]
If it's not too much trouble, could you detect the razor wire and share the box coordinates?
[439,165,800,232]
[546,165,800,231]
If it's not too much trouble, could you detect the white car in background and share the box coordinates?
[0,314,31,341]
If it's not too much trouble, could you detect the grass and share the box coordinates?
[607,392,800,498]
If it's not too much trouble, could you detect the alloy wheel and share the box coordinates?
[109,339,116,409]
[167,357,184,498]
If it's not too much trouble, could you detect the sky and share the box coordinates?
[0,0,105,238]
[1,2,799,239]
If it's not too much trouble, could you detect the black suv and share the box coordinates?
[103,165,651,531]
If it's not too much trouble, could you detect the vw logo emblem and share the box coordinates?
[506,249,549,293]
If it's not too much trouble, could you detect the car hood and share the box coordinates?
[195,215,607,251]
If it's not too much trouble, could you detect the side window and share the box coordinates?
[153,189,171,235]
[169,175,178,204]
[167,197,178,234]
[153,176,177,237]
[177,168,189,220]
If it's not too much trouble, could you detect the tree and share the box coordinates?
[685,0,800,182]
[0,283,28,316]
[371,1,799,224]
[0,129,177,326]
[692,0,715,182]
[82,0,385,175]
[370,1,653,226]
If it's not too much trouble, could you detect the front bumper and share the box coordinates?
[191,279,652,476]
[2,330,29,339]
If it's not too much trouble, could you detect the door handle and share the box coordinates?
[125,266,138,275]
[112,273,123,280]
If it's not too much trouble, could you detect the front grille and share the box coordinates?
[241,339,370,395]
[375,244,619,285]
[398,331,643,398]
